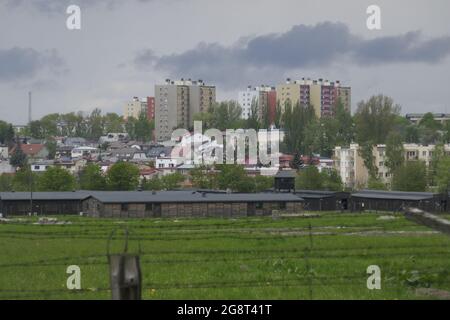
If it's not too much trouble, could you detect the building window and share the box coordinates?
[279,202,287,210]
[121,204,129,211]
[145,203,153,211]
[256,202,263,209]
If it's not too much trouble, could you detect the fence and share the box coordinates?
[0,209,450,300]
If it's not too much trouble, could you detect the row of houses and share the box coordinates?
[0,189,448,218]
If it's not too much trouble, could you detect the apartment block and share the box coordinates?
[333,144,369,189]
[237,85,276,122]
[147,97,155,120]
[335,143,450,189]
[276,78,351,117]
[155,79,216,142]
[123,97,148,120]
[406,113,450,125]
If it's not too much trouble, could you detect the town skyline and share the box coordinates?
[1,0,450,123]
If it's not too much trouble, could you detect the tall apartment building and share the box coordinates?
[333,144,369,189]
[237,86,277,122]
[123,97,148,120]
[147,97,155,120]
[155,79,216,142]
[276,78,351,117]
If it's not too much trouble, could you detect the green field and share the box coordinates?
[1,211,450,300]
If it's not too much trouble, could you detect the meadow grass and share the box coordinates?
[0,211,449,300]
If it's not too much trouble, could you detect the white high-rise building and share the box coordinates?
[237,85,275,120]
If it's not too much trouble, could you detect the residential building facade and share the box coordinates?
[237,85,276,121]
[335,143,450,189]
[333,144,369,189]
[406,113,450,125]
[276,78,351,117]
[155,79,216,142]
[123,97,148,120]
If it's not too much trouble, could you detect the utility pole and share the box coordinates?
[29,165,33,216]
[28,92,33,215]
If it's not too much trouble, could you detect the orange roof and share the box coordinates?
[21,144,45,156]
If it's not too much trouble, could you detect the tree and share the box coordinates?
[367,176,388,190]
[385,132,404,174]
[0,122,15,145]
[39,167,77,191]
[443,121,450,144]
[79,163,107,190]
[216,164,253,192]
[273,101,283,128]
[419,113,441,131]
[161,172,185,190]
[208,101,243,131]
[193,112,213,130]
[334,99,354,146]
[435,156,450,193]
[12,167,39,192]
[296,166,323,190]
[429,144,446,187]
[254,175,274,192]
[290,152,303,170]
[359,142,377,178]
[190,165,217,189]
[142,177,164,191]
[45,139,57,160]
[0,174,14,192]
[134,112,154,142]
[103,113,125,133]
[321,169,343,191]
[392,161,427,192]
[10,143,28,168]
[354,95,401,145]
[282,101,317,155]
[106,162,140,191]
[87,109,104,140]
[245,98,260,131]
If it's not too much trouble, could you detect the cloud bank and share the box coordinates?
[134,22,450,89]
[0,47,66,81]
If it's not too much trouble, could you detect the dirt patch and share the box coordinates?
[32,217,72,225]
[377,215,397,221]
[415,288,450,300]
[344,230,439,237]
[281,213,321,218]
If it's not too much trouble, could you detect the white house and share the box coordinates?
[71,146,99,160]
[156,157,182,175]
[0,145,8,159]
[0,161,15,174]
[31,161,54,172]
[99,133,129,144]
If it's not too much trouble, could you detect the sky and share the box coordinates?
[0,0,450,124]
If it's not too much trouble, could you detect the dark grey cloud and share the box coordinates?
[0,47,67,81]
[134,22,450,89]
[354,31,450,65]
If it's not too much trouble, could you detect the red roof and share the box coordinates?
[21,144,45,156]
[140,168,159,175]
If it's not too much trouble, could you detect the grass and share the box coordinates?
[1,211,450,300]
